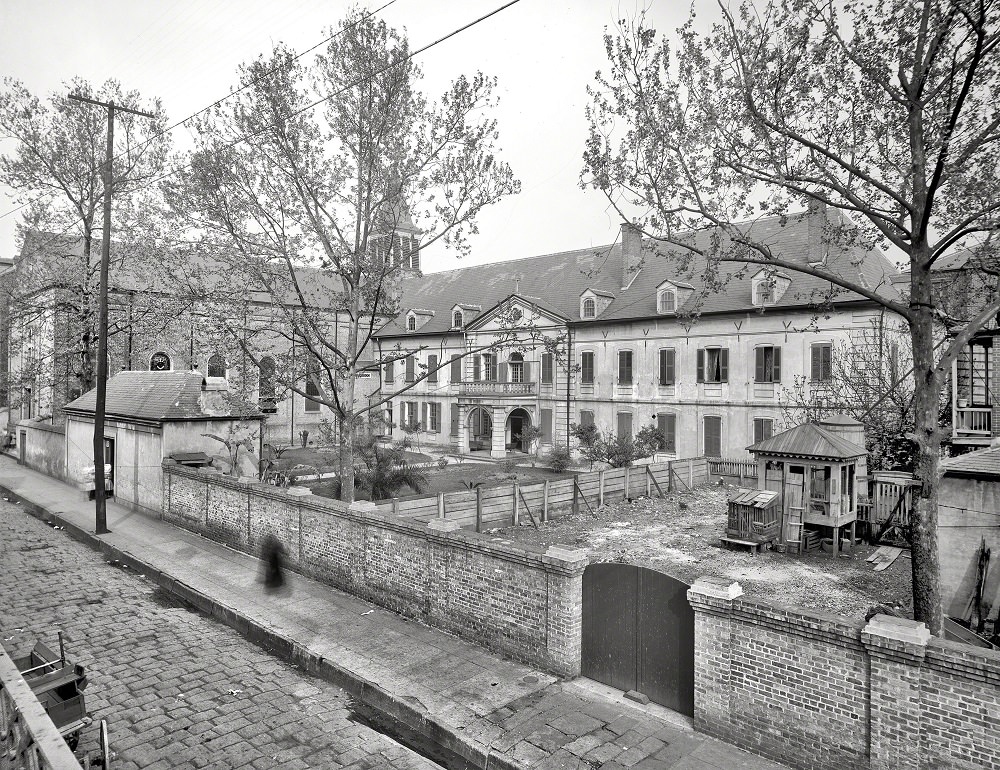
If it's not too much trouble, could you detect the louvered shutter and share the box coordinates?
[696,349,705,382]
[498,362,508,382]
[657,413,676,452]
[450,404,459,436]
[450,354,461,382]
[473,355,481,382]
[428,354,438,383]
[541,408,553,441]
[755,348,765,383]
[405,356,415,382]
[811,345,821,380]
[704,416,722,457]
[773,347,781,382]
[523,361,531,382]
[719,348,729,382]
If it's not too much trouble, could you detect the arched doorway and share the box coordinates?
[507,408,532,453]
[467,407,493,453]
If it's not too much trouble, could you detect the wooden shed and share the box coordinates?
[724,488,781,549]
[748,422,867,556]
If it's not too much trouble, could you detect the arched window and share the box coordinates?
[658,290,676,313]
[407,315,416,331]
[258,357,276,412]
[509,352,524,384]
[453,310,463,328]
[582,298,596,319]
[755,282,774,306]
[207,353,227,378]
[150,352,171,371]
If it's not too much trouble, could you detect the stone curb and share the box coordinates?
[1,483,523,770]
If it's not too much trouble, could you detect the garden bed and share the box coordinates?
[490,484,913,620]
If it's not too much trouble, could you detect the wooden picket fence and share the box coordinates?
[707,457,758,482]
[376,457,710,531]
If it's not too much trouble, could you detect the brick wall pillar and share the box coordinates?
[541,546,588,677]
[861,614,931,770]
[686,577,743,736]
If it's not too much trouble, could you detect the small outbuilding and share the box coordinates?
[64,371,264,515]
[748,420,867,555]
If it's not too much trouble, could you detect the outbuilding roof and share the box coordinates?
[941,445,1000,478]
[64,371,261,423]
[747,422,866,461]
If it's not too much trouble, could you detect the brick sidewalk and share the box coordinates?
[0,455,787,770]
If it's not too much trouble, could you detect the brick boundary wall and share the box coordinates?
[688,578,1000,770]
[161,461,588,677]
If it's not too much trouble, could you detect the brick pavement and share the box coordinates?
[0,501,438,770]
[0,455,788,769]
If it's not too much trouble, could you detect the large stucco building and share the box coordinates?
[373,208,901,459]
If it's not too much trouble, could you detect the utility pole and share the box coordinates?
[69,94,155,535]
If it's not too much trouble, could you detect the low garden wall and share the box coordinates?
[161,461,588,676]
[375,457,710,529]
[14,419,66,481]
[688,578,1000,770]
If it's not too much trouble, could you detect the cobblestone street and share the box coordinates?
[0,500,439,770]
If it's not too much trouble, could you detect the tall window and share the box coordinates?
[658,349,676,386]
[305,358,321,413]
[753,418,774,443]
[657,413,677,452]
[483,353,497,381]
[540,408,553,442]
[509,353,524,383]
[658,290,676,313]
[811,343,833,381]
[617,411,633,438]
[703,415,722,457]
[150,352,171,371]
[406,315,416,331]
[618,350,633,385]
[580,410,595,428]
[207,353,226,378]
[424,402,441,432]
[453,310,463,328]
[428,354,438,383]
[541,353,553,384]
[258,357,276,412]
[696,347,729,383]
[754,346,781,383]
[580,351,595,385]
[582,298,596,318]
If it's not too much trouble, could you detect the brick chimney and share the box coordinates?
[807,199,828,266]
[621,222,643,288]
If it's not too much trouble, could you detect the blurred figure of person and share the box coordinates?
[259,534,287,593]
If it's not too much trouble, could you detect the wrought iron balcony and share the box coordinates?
[459,381,536,397]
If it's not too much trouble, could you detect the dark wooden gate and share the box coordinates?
[582,563,694,716]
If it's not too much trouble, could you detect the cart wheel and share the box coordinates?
[67,731,80,751]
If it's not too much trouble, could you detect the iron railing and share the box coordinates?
[460,381,536,396]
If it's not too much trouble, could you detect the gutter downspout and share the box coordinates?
[565,326,573,447]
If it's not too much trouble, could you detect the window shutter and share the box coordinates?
[428,354,438,383]
[450,404,459,436]
[432,403,441,432]
[385,360,394,383]
[665,348,675,384]
[704,416,722,457]
[755,348,765,383]
[811,345,821,380]
[498,362,508,383]
[473,355,481,382]
[409,401,418,429]
[617,412,633,438]
[696,349,705,383]
[523,361,531,382]
[541,408,553,442]
[581,410,594,428]
[658,350,667,386]
[657,413,676,452]
[773,347,781,382]
[399,403,406,429]
[422,403,429,428]
[450,354,461,382]
[823,345,832,380]
[720,348,729,382]
[405,356,415,382]
[542,353,553,384]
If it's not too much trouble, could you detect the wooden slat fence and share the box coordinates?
[857,473,918,530]
[707,457,758,483]
[375,457,710,530]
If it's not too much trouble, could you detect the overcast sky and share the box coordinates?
[0,0,705,274]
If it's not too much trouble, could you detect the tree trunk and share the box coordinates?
[339,419,355,504]
[909,260,943,636]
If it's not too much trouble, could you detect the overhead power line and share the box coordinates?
[0,0,401,224]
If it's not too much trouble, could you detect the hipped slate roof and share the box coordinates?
[375,209,900,337]
[64,371,257,422]
[747,422,866,460]
[941,446,1000,478]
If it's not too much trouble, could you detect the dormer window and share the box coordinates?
[407,315,416,331]
[582,298,596,318]
[453,310,463,328]
[751,269,790,307]
[755,283,774,306]
[658,290,676,314]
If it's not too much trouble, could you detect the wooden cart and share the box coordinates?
[14,633,90,750]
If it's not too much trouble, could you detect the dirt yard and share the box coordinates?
[492,484,913,620]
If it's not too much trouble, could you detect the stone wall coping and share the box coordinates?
[164,463,583,575]
[427,519,462,532]
[863,614,931,646]
[286,486,312,497]
[690,577,744,600]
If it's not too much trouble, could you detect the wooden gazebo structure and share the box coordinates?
[748,422,867,556]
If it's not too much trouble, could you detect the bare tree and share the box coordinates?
[0,77,170,411]
[582,0,1000,634]
[166,9,519,502]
